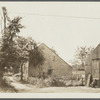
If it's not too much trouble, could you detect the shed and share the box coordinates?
[85,44,100,87]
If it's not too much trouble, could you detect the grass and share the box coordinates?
[0,78,17,93]
[0,85,16,93]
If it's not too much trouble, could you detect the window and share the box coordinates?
[48,69,53,75]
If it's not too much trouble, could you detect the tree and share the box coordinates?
[15,36,45,80]
[6,17,45,81]
[71,46,94,70]
[15,36,33,81]
[0,7,24,84]
[0,7,45,83]
[29,43,45,78]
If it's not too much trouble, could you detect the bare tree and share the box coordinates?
[71,46,94,70]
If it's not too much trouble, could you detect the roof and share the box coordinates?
[38,43,72,69]
[85,43,100,64]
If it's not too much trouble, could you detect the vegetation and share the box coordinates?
[0,7,45,85]
[71,46,94,70]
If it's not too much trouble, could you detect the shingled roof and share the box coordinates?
[38,43,72,68]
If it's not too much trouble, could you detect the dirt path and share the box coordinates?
[8,77,37,92]
[8,76,100,93]
[11,81,100,93]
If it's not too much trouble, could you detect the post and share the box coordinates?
[20,62,23,81]
[2,7,7,34]
[0,14,2,34]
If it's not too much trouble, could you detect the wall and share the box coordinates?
[28,44,72,78]
[85,44,100,83]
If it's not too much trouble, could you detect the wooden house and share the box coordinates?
[22,43,72,81]
[85,44,100,87]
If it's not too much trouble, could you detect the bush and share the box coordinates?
[27,76,85,88]
[37,78,52,88]
[3,76,13,86]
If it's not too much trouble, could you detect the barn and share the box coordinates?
[22,43,72,81]
[85,44,100,87]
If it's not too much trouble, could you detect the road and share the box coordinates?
[7,76,100,93]
[12,82,100,93]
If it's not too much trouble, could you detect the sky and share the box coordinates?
[0,2,100,65]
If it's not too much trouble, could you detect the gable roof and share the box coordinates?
[85,43,100,64]
[91,43,100,59]
[38,43,72,69]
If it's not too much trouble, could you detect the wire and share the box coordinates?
[9,12,100,20]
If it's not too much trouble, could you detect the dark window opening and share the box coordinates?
[48,69,53,75]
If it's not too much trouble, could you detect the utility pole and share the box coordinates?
[0,10,4,34]
[0,14,2,34]
[2,7,7,34]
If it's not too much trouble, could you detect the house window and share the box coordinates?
[48,69,53,75]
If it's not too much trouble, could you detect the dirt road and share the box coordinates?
[12,83,100,93]
[9,80,100,93]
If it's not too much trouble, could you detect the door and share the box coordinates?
[92,59,100,87]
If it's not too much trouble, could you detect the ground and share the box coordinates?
[6,76,100,93]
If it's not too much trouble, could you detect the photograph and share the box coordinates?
[0,1,100,97]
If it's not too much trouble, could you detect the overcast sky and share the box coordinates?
[0,2,100,65]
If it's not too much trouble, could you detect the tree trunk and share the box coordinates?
[20,63,23,81]
[38,66,42,78]
[0,71,4,87]
[82,62,84,69]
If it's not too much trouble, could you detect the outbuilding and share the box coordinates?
[85,44,100,87]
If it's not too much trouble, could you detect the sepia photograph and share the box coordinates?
[0,1,100,98]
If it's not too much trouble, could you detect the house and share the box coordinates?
[22,43,72,81]
[85,44,100,87]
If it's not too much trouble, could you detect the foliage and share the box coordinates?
[29,45,45,67]
[0,15,24,80]
[15,36,45,67]
[0,7,45,81]
[70,46,94,70]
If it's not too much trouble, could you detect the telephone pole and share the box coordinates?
[0,14,2,34]
[2,7,7,34]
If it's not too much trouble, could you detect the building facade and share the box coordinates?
[23,43,72,80]
[85,44,100,87]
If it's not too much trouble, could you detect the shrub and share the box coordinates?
[27,76,85,88]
